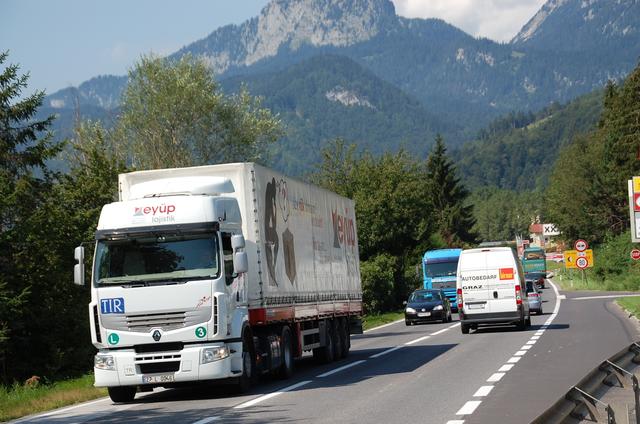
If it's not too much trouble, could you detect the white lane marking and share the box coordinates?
[430,328,449,336]
[317,360,366,378]
[369,345,403,359]
[557,295,566,300]
[521,345,532,350]
[405,335,430,345]
[363,319,405,333]
[474,386,494,397]
[526,340,536,345]
[446,421,466,424]
[234,380,311,409]
[456,400,482,415]
[514,350,527,356]
[487,373,505,382]
[192,417,221,424]
[531,336,540,340]
[499,364,514,372]
[448,323,461,328]
[535,331,544,336]
[572,294,640,301]
[507,356,521,364]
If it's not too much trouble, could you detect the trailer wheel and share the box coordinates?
[333,319,343,360]
[108,386,136,403]
[313,320,335,364]
[278,326,294,379]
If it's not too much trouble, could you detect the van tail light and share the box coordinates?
[457,288,463,309]
[515,285,522,305]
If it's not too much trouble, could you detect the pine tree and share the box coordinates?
[426,135,477,246]
[0,51,63,382]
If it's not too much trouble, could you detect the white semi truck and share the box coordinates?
[74,163,363,402]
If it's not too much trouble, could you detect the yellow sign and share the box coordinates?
[634,176,640,193]
[564,249,594,269]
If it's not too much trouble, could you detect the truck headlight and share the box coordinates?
[405,307,416,314]
[433,305,444,311]
[201,346,229,364]
[95,355,115,371]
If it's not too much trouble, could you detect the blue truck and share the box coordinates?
[422,249,462,312]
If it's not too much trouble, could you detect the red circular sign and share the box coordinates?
[575,239,588,252]
[632,249,640,260]
[576,257,589,269]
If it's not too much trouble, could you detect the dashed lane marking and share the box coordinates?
[456,401,482,415]
[473,386,494,397]
[234,380,312,409]
[316,360,366,378]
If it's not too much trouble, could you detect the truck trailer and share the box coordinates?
[73,163,363,402]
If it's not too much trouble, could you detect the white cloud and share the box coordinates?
[391,0,548,42]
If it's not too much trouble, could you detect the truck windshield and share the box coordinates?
[94,233,220,284]
[425,261,458,278]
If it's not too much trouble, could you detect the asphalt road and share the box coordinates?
[12,280,640,424]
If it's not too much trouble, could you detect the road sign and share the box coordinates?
[543,223,560,236]
[629,178,640,242]
[576,257,589,269]
[574,239,588,252]
[564,249,594,269]
[632,249,640,260]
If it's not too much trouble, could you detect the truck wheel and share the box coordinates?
[313,320,335,364]
[278,326,294,379]
[236,332,255,393]
[461,323,470,334]
[108,386,136,403]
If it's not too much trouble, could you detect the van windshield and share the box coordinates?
[95,233,220,284]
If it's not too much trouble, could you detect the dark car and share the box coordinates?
[525,272,546,289]
[404,289,452,325]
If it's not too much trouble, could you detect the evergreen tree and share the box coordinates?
[426,135,476,246]
[0,51,63,382]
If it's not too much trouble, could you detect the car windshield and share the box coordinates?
[410,291,441,302]
[95,233,220,284]
[425,261,458,278]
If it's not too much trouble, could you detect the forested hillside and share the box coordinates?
[454,90,603,191]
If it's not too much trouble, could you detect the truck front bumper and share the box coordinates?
[94,342,235,387]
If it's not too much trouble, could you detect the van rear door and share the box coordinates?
[484,250,518,314]
[458,250,496,315]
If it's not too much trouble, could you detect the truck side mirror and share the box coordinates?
[233,251,248,274]
[74,246,85,286]
[231,235,245,250]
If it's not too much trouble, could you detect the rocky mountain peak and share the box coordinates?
[182,0,397,75]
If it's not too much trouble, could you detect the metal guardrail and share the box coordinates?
[534,342,640,424]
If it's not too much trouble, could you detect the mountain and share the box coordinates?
[39,0,640,178]
[513,0,640,53]
[221,54,452,174]
[453,89,604,191]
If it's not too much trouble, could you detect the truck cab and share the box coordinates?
[422,249,462,311]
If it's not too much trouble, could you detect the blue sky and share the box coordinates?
[1,0,545,97]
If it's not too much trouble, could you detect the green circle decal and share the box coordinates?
[195,326,207,339]
[108,333,120,345]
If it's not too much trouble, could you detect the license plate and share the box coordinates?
[417,312,431,317]
[468,304,485,309]
[142,373,175,384]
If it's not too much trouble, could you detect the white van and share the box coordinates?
[456,247,530,334]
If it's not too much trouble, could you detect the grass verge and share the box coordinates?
[0,374,106,422]
[362,311,404,330]
[617,297,640,319]
[1,312,404,421]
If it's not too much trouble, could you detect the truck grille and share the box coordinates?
[100,307,212,333]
